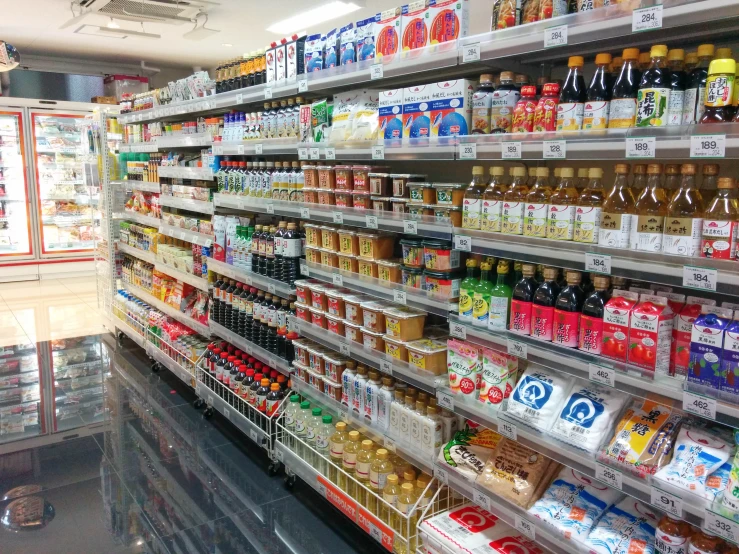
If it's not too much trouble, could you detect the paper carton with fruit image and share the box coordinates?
[602,290,639,363]
[687,306,732,390]
[628,294,673,374]
[720,315,739,396]
[447,338,480,399]
[671,296,716,378]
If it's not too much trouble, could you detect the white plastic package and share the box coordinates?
[506,367,574,432]
[585,499,659,554]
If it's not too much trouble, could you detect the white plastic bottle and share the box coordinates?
[399,394,414,443]
[422,405,444,459]
[341,361,357,408]
[353,366,369,415]
[410,401,426,450]
[388,389,405,440]
[376,376,395,431]
[363,370,381,423]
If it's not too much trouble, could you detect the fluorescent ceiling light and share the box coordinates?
[107,18,119,29]
[98,27,161,39]
[221,43,232,47]
[267,2,361,34]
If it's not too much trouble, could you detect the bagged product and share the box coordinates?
[478,349,518,408]
[447,339,481,399]
[311,99,330,143]
[356,17,376,61]
[492,0,520,30]
[349,90,380,141]
[521,0,541,24]
[419,504,512,554]
[585,499,659,554]
[551,383,629,453]
[330,91,360,142]
[304,34,326,72]
[437,423,502,481]
[528,466,623,541]
[324,28,339,68]
[721,437,739,512]
[506,367,574,431]
[339,24,357,65]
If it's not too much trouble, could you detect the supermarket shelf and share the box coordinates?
[154,262,210,292]
[207,258,296,299]
[118,242,156,264]
[213,195,454,239]
[156,134,212,149]
[304,261,457,318]
[113,317,146,348]
[219,137,301,156]
[144,342,194,388]
[289,316,439,395]
[158,195,214,214]
[113,211,161,227]
[112,180,161,193]
[119,143,158,153]
[158,223,213,246]
[123,282,210,336]
[158,166,214,180]
[208,320,291,375]
[456,227,739,295]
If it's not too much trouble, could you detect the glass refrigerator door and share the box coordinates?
[31,111,97,256]
[0,110,33,258]
[0,343,43,445]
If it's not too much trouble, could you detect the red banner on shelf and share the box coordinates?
[357,507,395,551]
[317,475,358,522]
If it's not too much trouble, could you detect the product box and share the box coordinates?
[339,23,356,65]
[266,42,277,84]
[401,1,430,51]
[373,7,402,58]
[325,28,340,68]
[304,34,326,72]
[419,504,511,554]
[274,38,287,82]
[402,84,432,139]
[379,89,404,142]
[429,79,475,138]
[721,315,739,396]
[688,306,733,390]
[356,17,376,61]
[628,294,674,374]
[286,34,306,81]
[299,103,312,142]
[672,296,716,377]
[602,290,639,363]
[428,0,470,44]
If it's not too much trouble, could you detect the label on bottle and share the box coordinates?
[523,202,548,237]
[631,214,665,251]
[258,237,267,255]
[599,212,632,248]
[330,439,345,459]
[491,89,520,132]
[573,206,602,243]
[667,90,684,126]
[705,74,735,108]
[282,238,302,257]
[488,296,509,330]
[315,432,329,450]
[655,532,689,554]
[702,219,737,259]
[501,202,525,234]
[472,292,491,326]
[472,90,493,134]
[342,451,357,470]
[583,100,609,130]
[663,217,703,257]
[547,204,576,240]
[636,88,670,127]
[481,199,503,232]
[554,309,580,347]
[257,394,267,413]
[356,460,371,480]
[579,313,604,354]
[609,98,637,128]
[510,299,532,335]
[459,286,473,320]
[462,198,482,229]
[267,398,281,417]
[556,102,584,131]
[531,304,554,341]
[383,492,398,507]
[370,469,391,491]
[216,364,224,382]
[248,387,258,406]
[682,88,699,125]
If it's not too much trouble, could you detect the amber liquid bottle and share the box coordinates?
[481,166,508,233]
[547,167,578,241]
[609,48,641,129]
[598,164,635,249]
[631,163,668,252]
[701,177,738,259]
[584,52,612,130]
[501,167,529,235]
[574,167,604,244]
[683,43,715,124]
[632,164,647,195]
[462,166,488,230]
[524,167,551,238]
[663,164,705,257]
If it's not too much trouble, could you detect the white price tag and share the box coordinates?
[595,462,623,490]
[300,207,311,219]
[370,64,383,80]
[543,140,566,159]
[300,262,309,276]
[683,390,717,420]
[473,488,491,511]
[626,136,656,158]
[333,274,344,286]
[435,466,449,485]
[704,511,739,544]
[266,203,275,215]
[167,228,175,238]
[298,78,308,93]
[683,265,718,292]
[325,147,336,160]
[237,145,245,155]
[459,143,477,160]
[544,24,568,48]
[255,143,264,155]
[502,141,522,159]
[589,364,615,388]
[250,429,258,443]
[651,487,683,517]
[403,220,418,235]
[298,147,309,160]
[264,87,273,100]
[691,134,726,158]
[632,4,663,32]
[381,360,393,375]
[268,284,276,294]
[499,420,517,441]
[507,339,527,359]
[236,94,243,105]
[269,356,278,368]
[213,145,224,155]
[383,437,397,452]
[339,343,351,357]
[437,391,454,411]
[454,235,472,252]
[223,407,231,420]
[276,448,284,462]
[450,322,467,340]
[393,290,407,305]
[365,215,378,229]
[309,147,320,160]
[332,211,344,224]
[369,524,383,544]
[515,516,536,541]
[462,42,481,63]
[585,252,612,274]
[178,231,187,240]
[372,144,385,160]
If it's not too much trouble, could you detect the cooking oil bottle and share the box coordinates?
[462,166,488,229]
[382,473,401,531]
[341,431,361,495]
[501,166,529,235]
[329,421,348,485]
[574,167,604,244]
[369,448,394,515]
[631,163,667,252]
[354,439,375,505]
[524,167,551,238]
[598,163,635,249]
[547,167,578,240]
[396,482,418,554]
[663,163,705,257]
[481,166,507,232]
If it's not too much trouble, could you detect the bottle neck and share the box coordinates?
[679,174,696,191]
[496,272,508,286]
[480,269,490,282]
[646,174,663,191]
[612,174,629,191]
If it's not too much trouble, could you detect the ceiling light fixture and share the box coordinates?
[266,1,362,34]
[107,18,119,29]
[221,43,232,47]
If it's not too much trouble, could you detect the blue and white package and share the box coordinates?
[339,23,356,65]
[551,384,628,453]
[505,367,574,432]
[528,467,623,542]
[325,28,339,68]
[585,499,659,554]
[304,34,326,72]
[356,17,376,61]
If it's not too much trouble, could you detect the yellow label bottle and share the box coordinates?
[481,166,507,233]
[523,167,551,238]
[547,167,578,240]
[462,166,487,229]
[501,167,529,235]
[369,448,394,516]
[574,168,604,244]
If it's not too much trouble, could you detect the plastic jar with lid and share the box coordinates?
[335,166,354,190]
[357,232,395,260]
[383,306,427,341]
[391,174,426,197]
[303,165,319,188]
[295,302,311,321]
[401,265,425,289]
[377,259,402,284]
[323,353,348,383]
[338,229,360,255]
[317,190,336,206]
[294,279,315,305]
[424,269,463,300]
[371,196,392,212]
[433,183,466,206]
[433,206,462,227]
[320,226,340,250]
[353,166,378,191]
[362,328,386,352]
[320,250,339,268]
[358,258,378,278]
[406,338,448,374]
[408,205,435,218]
[361,300,391,332]
[317,165,336,189]
[344,320,363,343]
[423,239,459,271]
[307,283,328,310]
[309,306,327,329]
[326,313,346,336]
[338,253,359,273]
[305,247,321,264]
[384,335,410,362]
[352,191,372,210]
[369,173,392,196]
[335,191,354,208]
[325,289,348,317]
[344,295,368,324]
[408,183,435,204]
[400,238,425,268]
[391,198,409,213]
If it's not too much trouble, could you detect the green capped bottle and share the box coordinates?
[472,262,493,329]
[459,259,479,323]
[488,260,512,331]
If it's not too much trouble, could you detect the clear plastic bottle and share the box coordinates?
[388,389,405,440]
[352,365,369,415]
[329,421,348,485]
[294,400,311,457]
[306,407,323,464]
[363,370,382,423]
[663,164,705,257]
[524,167,551,238]
[410,401,426,450]
[462,166,488,230]
[631,163,667,252]
[701,177,738,259]
[481,166,507,233]
[396,483,418,553]
[369,448,394,516]
[422,405,443,459]
[376,376,395,431]
[547,167,578,241]
[458,259,479,322]
[574,168,604,244]
[636,45,671,127]
[598,164,635,249]
[355,440,376,505]
[399,394,414,443]
[501,166,529,235]
[342,431,361,496]
[315,414,333,476]
[381,474,401,531]
[341,361,357,407]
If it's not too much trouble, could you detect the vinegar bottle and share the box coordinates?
[462,166,488,230]
[667,49,687,126]
[631,163,668,252]
[682,43,715,124]
[579,275,611,355]
[488,259,512,331]
[547,167,578,241]
[501,167,529,235]
[609,48,640,128]
[598,164,635,249]
[531,266,560,341]
[511,263,537,335]
[701,164,719,192]
[557,56,587,131]
[701,177,738,259]
[632,164,648,194]
[553,271,585,348]
[574,167,604,244]
[663,164,705,257]
[481,166,507,233]
[523,167,551,238]
[458,259,479,321]
[584,53,612,130]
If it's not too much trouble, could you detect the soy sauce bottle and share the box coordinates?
[215,352,229,392]
[248,372,264,419]
[208,346,221,389]
[636,45,671,128]
[584,53,612,130]
[256,378,271,426]
[579,275,611,354]
[609,48,641,128]
[266,382,284,419]
[556,56,587,131]
[553,271,585,348]
[531,267,560,341]
[240,369,255,415]
[243,287,257,341]
[510,263,538,335]
[212,277,224,324]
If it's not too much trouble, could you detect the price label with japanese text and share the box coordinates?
[626,136,656,158]
[515,516,536,541]
[298,147,309,160]
[370,64,383,80]
[651,487,682,517]
[298,78,308,93]
[454,235,472,252]
[333,274,344,286]
[683,265,717,292]
[507,339,527,359]
[544,25,568,48]
[543,140,566,159]
[264,87,273,100]
[502,141,522,159]
[365,215,378,229]
[459,143,477,160]
[325,147,336,160]
[255,143,263,155]
[473,488,491,511]
[266,203,275,215]
[595,462,623,490]
[339,343,351,357]
[437,391,454,411]
[393,290,407,305]
[372,144,385,160]
[381,360,393,375]
[586,252,612,274]
[691,134,726,158]
[499,420,517,441]
[450,322,467,340]
[300,207,311,219]
[462,42,481,63]
[589,364,615,388]
[632,4,663,32]
[309,147,320,160]
[403,220,418,235]
[683,390,717,420]
[704,511,739,544]
[332,211,344,224]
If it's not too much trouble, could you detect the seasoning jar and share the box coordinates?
[391,198,409,213]
[302,188,319,204]
[357,232,395,260]
[317,165,336,189]
[305,247,321,264]
[408,183,436,204]
[534,83,560,132]
[401,265,425,289]
[303,164,319,188]
[337,253,359,273]
[338,229,360,255]
[377,259,403,283]
[369,172,392,195]
[358,258,378,278]
[320,226,340,250]
[424,269,463,300]
[400,238,425,268]
[317,190,336,206]
[408,205,435,218]
[335,191,354,208]
[352,191,372,210]
[423,239,460,270]
[320,250,339,268]
[512,85,538,133]
[353,165,376,191]
[335,165,354,190]
[391,174,426,197]
[371,196,392,212]
[433,183,466,206]
[433,206,463,227]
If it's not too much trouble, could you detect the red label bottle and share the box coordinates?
[531,267,560,341]
[554,271,585,347]
[510,264,538,334]
[579,276,611,354]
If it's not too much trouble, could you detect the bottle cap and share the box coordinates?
[466,258,479,268]
[578,168,589,178]
[622,48,640,60]
[401,483,414,492]
[382,376,394,386]
[376,448,388,459]
[497,260,510,274]
[261,378,270,386]
[634,164,646,174]
[312,407,322,416]
[361,439,373,449]
[709,59,737,75]
[647,163,663,174]
[566,270,582,284]
[588,167,603,179]
[290,394,300,401]
[639,52,651,65]
[472,165,484,175]
[271,383,280,391]
[593,275,611,289]
[348,430,360,440]
[500,71,514,80]
[520,85,537,97]
[322,415,333,424]
[335,421,347,431]
[686,52,698,65]
[542,82,560,95]
[403,470,416,481]
[595,53,612,65]
[480,262,492,271]
[300,401,310,409]
[479,73,494,82]
[665,164,679,175]
[681,164,697,175]
[718,177,736,189]
[698,44,716,57]
[511,166,527,177]
[650,45,668,58]
[667,49,685,62]
[610,56,624,69]
[522,263,536,276]
[560,167,574,178]
[703,164,719,176]
[490,166,505,176]
[567,56,584,67]
[554,168,561,177]
[386,474,399,485]
[543,266,558,280]
[536,167,550,177]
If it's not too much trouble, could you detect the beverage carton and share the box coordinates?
[628,294,674,374]
[659,291,685,376]
[429,79,475,138]
[356,17,376,61]
[379,89,404,142]
[602,290,639,363]
[325,28,340,68]
[285,34,306,81]
[721,314,739,396]
[724,302,739,311]
[428,0,470,44]
[671,296,716,378]
[304,34,325,73]
[401,1,429,51]
[274,38,287,82]
[402,84,432,139]
[339,24,356,65]
[373,7,402,58]
[266,42,277,84]
[688,306,733,390]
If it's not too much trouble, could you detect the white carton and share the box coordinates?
[266,42,277,84]
[401,1,430,51]
[373,7,402,58]
[402,84,433,140]
[428,79,475,138]
[274,39,287,82]
[379,89,404,142]
[428,0,470,43]
[355,17,376,61]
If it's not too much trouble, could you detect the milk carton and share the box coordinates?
[428,0,470,43]
[324,28,339,68]
[355,17,376,61]
[688,306,733,391]
[628,294,674,375]
[304,34,325,73]
[402,84,432,140]
[275,38,287,82]
[401,1,430,51]
[721,314,739,397]
[602,290,639,364]
[339,24,356,65]
[671,296,716,378]
[429,79,475,138]
[285,34,306,81]
[379,89,404,142]
[373,7,402,58]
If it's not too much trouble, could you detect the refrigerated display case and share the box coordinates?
[0,343,42,445]
[0,110,33,260]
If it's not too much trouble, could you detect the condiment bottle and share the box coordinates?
[701,164,719,192]
[512,85,537,133]
[663,164,705,257]
[472,262,494,328]
[511,263,537,335]
[462,165,487,229]
[667,49,687,125]
[342,431,361,496]
[501,166,529,234]
[579,275,611,354]
[598,163,635,248]
[355,439,375,505]
[488,260,512,330]
[685,52,699,72]
[576,167,589,190]
[636,44,671,127]
[609,48,640,128]
[472,74,495,134]
[664,164,681,193]
[491,71,520,133]
[655,515,692,554]
[382,474,401,531]
[631,163,668,252]
[639,51,651,72]
[547,167,578,240]
[683,43,715,124]
[481,166,508,232]
[609,56,624,88]
[557,56,587,131]
[527,166,537,187]
[328,421,348,485]
[531,266,560,341]
[584,52,612,130]
[553,270,584,347]
[523,167,551,238]
[533,83,560,131]
[632,163,648,193]
[701,177,738,259]
[574,167,604,244]
[459,259,479,321]
[699,57,736,123]
[369,449,394,516]
[686,530,723,554]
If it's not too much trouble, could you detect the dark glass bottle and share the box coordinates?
[636,44,671,128]
[556,56,587,131]
[240,369,255,416]
[510,263,538,335]
[215,352,228,392]
[208,346,220,389]
[609,48,641,129]
[228,283,242,331]
[667,49,687,126]
[249,373,264,421]
[273,221,287,282]
[243,287,257,342]
[584,53,612,130]
[683,44,715,125]
[553,271,585,348]
[264,225,276,278]
[531,266,561,341]
[252,291,265,344]
[212,277,223,324]
[266,382,284,419]
[237,284,249,337]
[256,378,271,422]
[281,222,301,285]
[579,276,611,354]
[277,328,287,359]
[285,331,299,363]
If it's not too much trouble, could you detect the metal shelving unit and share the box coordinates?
[122,282,210,336]
[158,223,213,246]
[208,258,296,299]
[208,320,291,375]
[117,242,156,264]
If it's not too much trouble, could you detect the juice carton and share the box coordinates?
[428,0,469,45]
[266,42,277,84]
[373,7,402,58]
[339,24,356,65]
[275,38,287,82]
[659,291,685,376]
[402,84,432,139]
[688,306,733,390]
[379,89,404,142]
[356,17,376,61]
[429,79,475,138]
[324,28,339,68]
[304,34,325,73]
[720,314,739,396]
[401,1,430,51]
[671,296,716,378]
[628,295,674,374]
[602,290,639,363]
[285,34,306,81]
[447,339,480,400]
